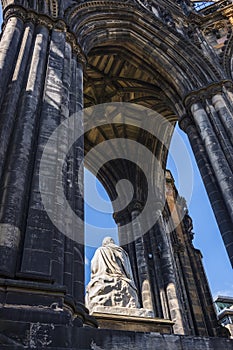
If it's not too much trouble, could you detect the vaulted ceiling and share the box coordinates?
[84,45,177,115]
[83,45,176,204]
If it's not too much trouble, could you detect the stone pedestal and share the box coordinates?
[90,306,174,334]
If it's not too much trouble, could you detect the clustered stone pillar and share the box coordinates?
[0,21,51,277]
[115,202,154,311]
[180,82,233,267]
[0,15,28,275]
[115,197,188,333]
[0,6,92,345]
[130,201,154,311]
[153,205,186,335]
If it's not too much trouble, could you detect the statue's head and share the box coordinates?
[102,237,115,246]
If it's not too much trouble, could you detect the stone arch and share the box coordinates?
[1,0,59,17]
[0,0,232,345]
[66,0,224,97]
[64,1,233,270]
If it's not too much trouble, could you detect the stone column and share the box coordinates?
[154,207,185,335]
[0,22,50,277]
[191,102,233,222]
[0,16,24,108]
[129,201,154,311]
[179,114,233,267]
[19,26,68,280]
[18,25,86,311]
[143,226,165,319]
[114,210,141,306]
[0,21,34,180]
[205,99,233,173]
[0,7,94,346]
[114,203,154,311]
[71,57,85,306]
[212,93,233,145]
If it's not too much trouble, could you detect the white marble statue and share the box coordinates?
[85,237,140,311]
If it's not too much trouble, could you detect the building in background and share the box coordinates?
[214,296,233,338]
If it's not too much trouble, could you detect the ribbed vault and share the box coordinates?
[67,0,224,92]
[73,0,226,206]
[80,6,187,209]
[83,43,176,209]
[57,0,226,220]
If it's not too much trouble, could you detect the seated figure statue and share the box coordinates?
[85,237,140,311]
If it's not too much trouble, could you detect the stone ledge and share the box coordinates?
[89,305,154,318]
[91,311,174,333]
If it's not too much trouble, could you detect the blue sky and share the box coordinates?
[165,127,233,298]
[0,7,232,299]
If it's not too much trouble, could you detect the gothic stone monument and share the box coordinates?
[0,0,233,349]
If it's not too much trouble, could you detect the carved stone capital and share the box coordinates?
[128,199,145,214]
[178,115,194,132]
[4,5,28,22]
[183,80,233,110]
[36,15,54,30]
[66,32,87,64]
[113,209,131,224]
[3,5,86,61]
[114,200,145,224]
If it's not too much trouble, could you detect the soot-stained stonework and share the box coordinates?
[0,0,232,348]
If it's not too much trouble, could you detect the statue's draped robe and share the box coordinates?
[86,243,139,309]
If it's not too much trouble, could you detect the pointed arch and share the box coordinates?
[65,0,224,99]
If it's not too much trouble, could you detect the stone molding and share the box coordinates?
[3,4,86,63]
[91,310,174,334]
[89,305,154,318]
[68,0,138,16]
[183,80,233,110]
[113,200,145,224]
[113,209,131,224]
[113,199,165,225]
[178,114,195,132]
[128,199,145,213]
[0,277,97,327]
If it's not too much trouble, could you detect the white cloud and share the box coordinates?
[85,256,90,266]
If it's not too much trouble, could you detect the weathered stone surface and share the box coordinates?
[0,323,232,349]
[76,329,233,350]
[90,305,154,318]
[0,1,233,349]
[91,311,173,333]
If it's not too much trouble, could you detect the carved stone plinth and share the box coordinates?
[90,306,174,334]
[90,305,154,317]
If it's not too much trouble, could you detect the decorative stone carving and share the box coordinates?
[90,305,154,318]
[85,237,140,310]
[3,5,85,60]
[135,0,152,11]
